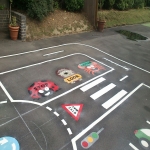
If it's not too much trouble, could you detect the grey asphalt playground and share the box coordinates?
[0,24,150,150]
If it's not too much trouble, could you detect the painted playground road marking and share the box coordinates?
[90,83,116,100]
[0,43,149,74]
[0,53,113,75]
[46,106,52,111]
[43,50,64,56]
[0,101,7,104]
[102,90,127,109]
[67,128,73,135]
[71,83,150,150]
[61,119,67,126]
[129,143,139,150]
[120,75,128,81]
[146,120,150,124]
[103,58,130,71]
[53,112,60,117]
[80,77,106,92]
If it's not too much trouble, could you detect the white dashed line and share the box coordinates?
[0,101,7,104]
[67,128,72,135]
[146,120,150,124]
[61,119,67,126]
[46,106,52,111]
[53,112,60,117]
[43,50,64,56]
[129,143,139,150]
[120,75,128,81]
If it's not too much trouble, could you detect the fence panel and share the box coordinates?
[84,0,98,28]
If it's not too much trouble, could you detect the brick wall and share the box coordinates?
[11,11,26,41]
[0,10,26,41]
[0,10,9,31]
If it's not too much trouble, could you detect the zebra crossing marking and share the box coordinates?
[102,90,127,109]
[90,83,116,100]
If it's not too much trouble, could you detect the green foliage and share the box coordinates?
[115,0,134,10]
[98,0,105,9]
[10,16,18,27]
[64,0,84,11]
[0,4,5,10]
[104,0,115,9]
[133,0,145,8]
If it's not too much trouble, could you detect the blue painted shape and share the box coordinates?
[0,136,20,150]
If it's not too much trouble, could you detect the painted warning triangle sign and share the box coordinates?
[62,104,83,121]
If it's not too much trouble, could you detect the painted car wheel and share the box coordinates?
[139,138,150,149]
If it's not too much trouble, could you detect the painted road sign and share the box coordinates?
[62,104,83,121]
[0,136,20,150]
[64,74,82,84]
[81,128,104,149]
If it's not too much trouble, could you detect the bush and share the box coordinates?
[27,0,53,20]
[64,0,84,11]
[115,0,125,10]
[133,0,145,8]
[115,0,134,10]
[104,0,116,9]
[98,0,105,9]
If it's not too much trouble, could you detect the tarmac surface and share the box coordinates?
[0,24,150,150]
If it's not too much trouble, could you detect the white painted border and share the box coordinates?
[0,53,113,75]
[0,53,114,106]
[0,43,149,74]
[71,83,150,150]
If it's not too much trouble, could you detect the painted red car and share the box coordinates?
[28,80,59,99]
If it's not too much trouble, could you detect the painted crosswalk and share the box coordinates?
[90,83,116,100]
[80,77,106,92]
[102,90,127,109]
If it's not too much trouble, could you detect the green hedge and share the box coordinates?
[64,0,84,11]
[12,0,53,20]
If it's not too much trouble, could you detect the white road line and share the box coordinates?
[90,83,116,100]
[80,77,106,92]
[129,143,139,150]
[102,90,127,109]
[103,58,130,71]
[61,119,67,126]
[0,43,149,74]
[67,128,72,135]
[0,101,7,104]
[120,75,128,81]
[71,83,146,150]
[53,112,60,117]
[0,53,113,75]
[146,120,150,124]
[43,50,64,56]
[41,69,113,106]
[46,106,52,111]
[0,81,13,101]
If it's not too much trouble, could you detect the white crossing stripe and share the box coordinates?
[102,90,127,109]
[129,143,139,150]
[80,77,106,92]
[67,128,72,135]
[90,83,116,100]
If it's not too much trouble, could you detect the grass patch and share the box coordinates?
[98,9,150,28]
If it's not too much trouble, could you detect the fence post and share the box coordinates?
[84,0,98,29]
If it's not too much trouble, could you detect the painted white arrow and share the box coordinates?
[12,143,16,150]
[0,138,8,145]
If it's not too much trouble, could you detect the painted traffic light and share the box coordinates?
[81,128,104,149]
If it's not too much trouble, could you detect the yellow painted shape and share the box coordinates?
[64,74,82,84]
[87,137,93,143]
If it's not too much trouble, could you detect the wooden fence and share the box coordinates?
[84,0,98,28]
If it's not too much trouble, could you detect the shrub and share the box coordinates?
[98,0,105,9]
[64,0,84,11]
[27,0,53,20]
[133,0,145,8]
[104,0,116,9]
[115,0,125,10]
